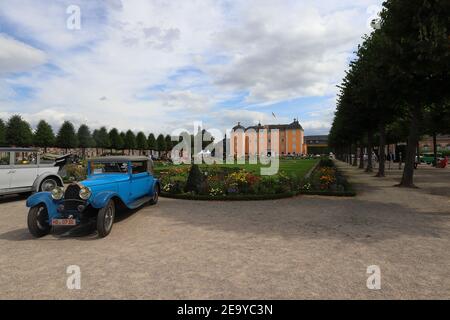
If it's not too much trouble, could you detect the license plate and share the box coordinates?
[52,219,77,226]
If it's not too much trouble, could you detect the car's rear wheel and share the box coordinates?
[97,199,115,238]
[149,184,159,205]
[27,204,51,238]
[40,178,58,192]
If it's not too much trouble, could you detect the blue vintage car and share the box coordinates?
[26,156,160,238]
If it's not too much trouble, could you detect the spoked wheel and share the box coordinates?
[40,178,58,192]
[149,184,159,205]
[27,204,51,238]
[97,199,115,238]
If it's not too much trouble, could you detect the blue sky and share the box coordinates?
[0,0,383,136]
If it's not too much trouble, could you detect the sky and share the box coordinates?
[0,0,384,137]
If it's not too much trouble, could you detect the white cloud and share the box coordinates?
[207,0,371,104]
[0,34,46,73]
[0,0,384,136]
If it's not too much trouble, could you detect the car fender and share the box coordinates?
[32,172,64,192]
[91,191,124,209]
[26,192,62,220]
[151,179,160,195]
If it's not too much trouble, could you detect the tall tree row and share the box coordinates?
[329,0,449,187]
[0,115,172,158]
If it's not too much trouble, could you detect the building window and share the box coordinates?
[292,143,296,149]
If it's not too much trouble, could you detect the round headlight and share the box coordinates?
[79,186,92,200]
[51,186,64,200]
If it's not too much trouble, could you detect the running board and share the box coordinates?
[128,196,151,209]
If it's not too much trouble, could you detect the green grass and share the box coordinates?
[154,158,318,177]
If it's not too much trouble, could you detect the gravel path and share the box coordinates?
[0,162,449,299]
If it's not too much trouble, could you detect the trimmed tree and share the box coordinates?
[147,133,156,155]
[119,132,126,154]
[136,131,147,155]
[93,126,110,155]
[6,115,33,147]
[34,120,55,153]
[0,118,7,147]
[109,128,123,154]
[56,121,78,153]
[77,124,92,158]
[165,134,173,154]
[184,164,204,194]
[156,134,166,158]
[124,130,136,154]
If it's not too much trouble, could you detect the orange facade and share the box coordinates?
[231,120,306,156]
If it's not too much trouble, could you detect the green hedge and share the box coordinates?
[160,191,296,201]
[299,190,356,197]
[161,188,356,201]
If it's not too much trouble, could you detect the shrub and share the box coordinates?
[65,164,86,181]
[184,164,204,194]
[319,158,334,168]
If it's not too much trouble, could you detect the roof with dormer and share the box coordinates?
[232,119,304,131]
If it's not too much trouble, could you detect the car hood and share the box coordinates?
[80,174,129,187]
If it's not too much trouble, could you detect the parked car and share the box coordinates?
[420,152,443,165]
[26,156,160,238]
[0,148,64,196]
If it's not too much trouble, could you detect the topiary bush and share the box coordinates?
[184,164,205,194]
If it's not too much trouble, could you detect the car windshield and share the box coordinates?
[90,162,129,174]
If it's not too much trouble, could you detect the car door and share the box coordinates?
[0,151,12,190]
[10,151,38,188]
[130,161,151,200]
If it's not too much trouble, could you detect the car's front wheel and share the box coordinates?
[27,204,51,238]
[97,199,115,238]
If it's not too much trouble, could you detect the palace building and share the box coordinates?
[230,119,307,156]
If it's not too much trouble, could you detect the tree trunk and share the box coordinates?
[376,124,386,177]
[399,107,420,187]
[433,132,437,167]
[365,131,373,173]
[348,145,352,165]
[359,145,364,169]
[352,144,358,166]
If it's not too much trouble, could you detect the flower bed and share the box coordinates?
[159,159,355,200]
[159,164,302,199]
[299,159,355,196]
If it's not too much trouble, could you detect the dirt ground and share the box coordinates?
[0,162,449,299]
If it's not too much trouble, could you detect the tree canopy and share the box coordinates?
[0,118,7,147]
[329,0,449,187]
[124,130,136,151]
[136,131,148,151]
[56,121,78,149]
[6,115,33,147]
[34,120,55,151]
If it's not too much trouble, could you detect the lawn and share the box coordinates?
[154,158,318,178]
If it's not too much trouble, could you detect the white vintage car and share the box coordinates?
[0,148,64,196]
